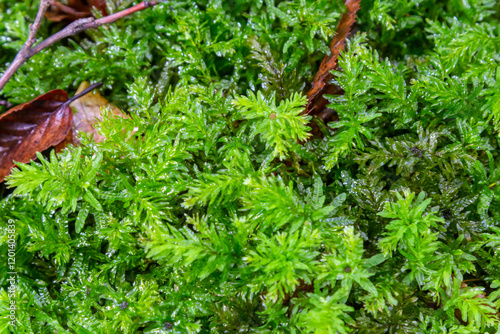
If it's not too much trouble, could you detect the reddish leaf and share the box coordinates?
[45,0,108,22]
[306,0,361,118]
[0,90,72,181]
[0,83,101,182]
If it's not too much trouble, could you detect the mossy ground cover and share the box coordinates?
[1,0,500,333]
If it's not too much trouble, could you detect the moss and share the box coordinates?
[1,0,499,333]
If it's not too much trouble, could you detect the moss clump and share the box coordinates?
[1,0,499,333]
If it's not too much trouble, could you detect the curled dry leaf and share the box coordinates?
[306,0,361,119]
[0,84,101,182]
[68,81,128,144]
[45,0,107,22]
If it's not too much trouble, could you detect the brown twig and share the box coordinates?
[0,0,50,93]
[0,0,162,92]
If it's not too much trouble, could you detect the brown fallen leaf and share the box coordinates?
[305,0,361,119]
[0,83,100,182]
[69,81,128,144]
[45,0,108,22]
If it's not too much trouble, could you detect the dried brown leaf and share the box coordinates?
[69,81,127,144]
[0,90,72,181]
[306,0,361,117]
[0,84,101,181]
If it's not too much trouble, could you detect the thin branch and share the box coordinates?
[29,0,51,46]
[0,0,50,92]
[32,1,160,54]
[0,0,162,93]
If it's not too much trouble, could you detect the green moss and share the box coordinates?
[1,0,499,333]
